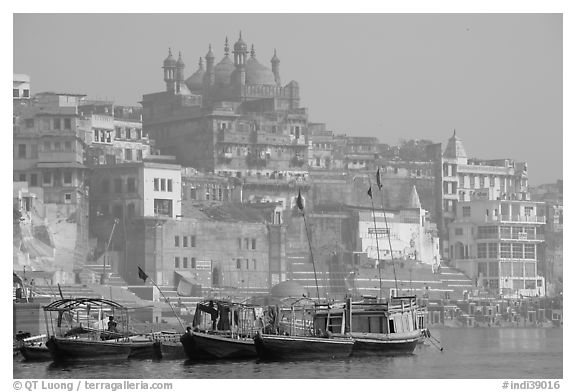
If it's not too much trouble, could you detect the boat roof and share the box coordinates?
[43,297,126,312]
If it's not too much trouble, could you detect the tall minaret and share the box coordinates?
[163,48,177,93]
[175,51,185,93]
[204,44,215,86]
[271,48,281,85]
[233,32,248,86]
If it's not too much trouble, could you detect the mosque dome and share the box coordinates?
[176,52,185,67]
[185,58,205,91]
[214,55,235,86]
[163,48,176,67]
[233,33,248,52]
[245,57,277,85]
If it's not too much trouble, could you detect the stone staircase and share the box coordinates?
[80,263,128,286]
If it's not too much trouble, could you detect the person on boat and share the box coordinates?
[107,316,118,333]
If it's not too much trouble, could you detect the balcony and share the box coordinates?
[484,215,546,224]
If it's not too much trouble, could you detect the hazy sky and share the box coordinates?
[13,13,562,185]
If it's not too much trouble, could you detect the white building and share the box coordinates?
[448,198,546,298]
[13,74,31,100]
[358,186,440,265]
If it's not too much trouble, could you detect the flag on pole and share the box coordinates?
[367,186,373,198]
[296,189,304,211]
[376,167,382,190]
[137,266,149,282]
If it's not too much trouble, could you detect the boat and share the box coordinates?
[180,300,261,360]
[42,298,155,362]
[254,332,354,360]
[152,332,187,360]
[313,296,422,355]
[17,335,52,361]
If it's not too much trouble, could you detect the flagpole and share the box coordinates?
[376,170,399,294]
[368,181,383,301]
[139,267,186,331]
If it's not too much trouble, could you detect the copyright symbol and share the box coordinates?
[13,381,22,390]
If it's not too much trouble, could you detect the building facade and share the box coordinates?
[448,199,546,297]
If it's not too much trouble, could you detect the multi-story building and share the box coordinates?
[438,131,530,256]
[13,91,91,277]
[141,35,308,179]
[13,74,31,101]
[448,198,546,297]
[78,101,152,166]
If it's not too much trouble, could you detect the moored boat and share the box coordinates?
[18,335,52,361]
[180,300,261,360]
[254,332,354,360]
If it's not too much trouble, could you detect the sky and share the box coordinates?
[13,13,562,185]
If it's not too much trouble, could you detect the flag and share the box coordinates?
[376,167,382,190]
[296,189,304,211]
[138,266,149,282]
[367,186,373,198]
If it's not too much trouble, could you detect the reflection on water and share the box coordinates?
[14,328,562,379]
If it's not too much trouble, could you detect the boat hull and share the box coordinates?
[180,333,215,361]
[19,344,52,361]
[350,331,420,355]
[152,341,187,360]
[191,332,256,359]
[46,337,140,362]
[254,334,354,360]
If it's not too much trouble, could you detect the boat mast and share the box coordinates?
[376,169,399,295]
[297,189,321,301]
[367,180,383,301]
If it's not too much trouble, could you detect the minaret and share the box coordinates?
[271,48,281,85]
[204,44,215,86]
[175,51,185,93]
[163,48,177,93]
[233,32,248,86]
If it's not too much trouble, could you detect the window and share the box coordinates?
[22,89,30,98]
[154,178,159,191]
[43,172,52,185]
[190,235,196,247]
[236,259,242,269]
[488,243,498,258]
[153,199,172,217]
[63,171,72,185]
[525,262,536,277]
[175,257,180,268]
[500,226,512,239]
[113,205,123,218]
[126,128,132,139]
[127,203,135,217]
[238,238,242,250]
[500,243,511,258]
[19,173,26,182]
[477,243,487,259]
[183,257,188,269]
[30,173,38,186]
[479,176,485,188]
[455,228,463,236]
[115,127,122,139]
[513,243,523,259]
[252,239,256,250]
[245,238,250,249]
[54,142,61,151]
[18,144,26,158]
[102,179,110,193]
[500,262,512,276]
[161,179,166,191]
[174,236,180,247]
[190,258,196,269]
[462,206,471,217]
[137,150,143,161]
[478,226,498,239]
[477,262,488,276]
[253,259,257,270]
[25,119,34,128]
[125,149,132,161]
[65,141,72,151]
[488,262,499,277]
[114,178,122,193]
[127,178,136,193]
[183,236,188,247]
[512,262,524,277]
[524,244,535,260]
[13,89,19,98]
[64,193,72,203]
[64,118,71,130]
[167,179,173,192]
[53,118,61,130]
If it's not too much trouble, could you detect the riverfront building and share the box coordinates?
[448,198,546,297]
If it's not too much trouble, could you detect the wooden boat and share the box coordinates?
[152,332,186,360]
[180,300,261,360]
[42,298,154,362]
[18,340,52,361]
[254,332,354,360]
[314,296,422,356]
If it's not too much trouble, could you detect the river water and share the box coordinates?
[13,328,562,379]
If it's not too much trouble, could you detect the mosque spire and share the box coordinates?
[250,44,256,58]
[224,37,230,56]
